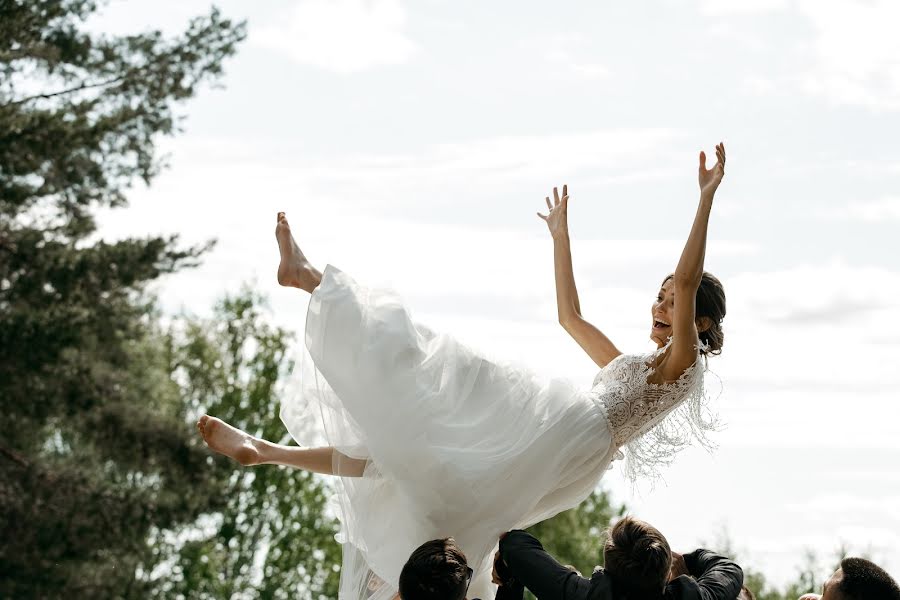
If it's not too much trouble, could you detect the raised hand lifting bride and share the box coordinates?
[198,144,729,599]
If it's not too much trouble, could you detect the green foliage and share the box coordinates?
[704,529,850,600]
[156,290,341,599]
[0,2,339,596]
[0,1,247,597]
[0,0,244,221]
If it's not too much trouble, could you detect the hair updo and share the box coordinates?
[663,272,726,355]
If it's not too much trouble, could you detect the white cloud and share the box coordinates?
[162,128,679,179]
[288,128,682,207]
[84,0,233,37]
[786,494,900,522]
[819,196,900,222]
[795,0,900,110]
[708,22,768,52]
[701,0,900,109]
[738,74,778,96]
[252,0,416,73]
[414,129,675,178]
[540,33,611,81]
[568,62,611,80]
[704,262,900,411]
[698,0,788,16]
[137,128,684,223]
[724,262,900,324]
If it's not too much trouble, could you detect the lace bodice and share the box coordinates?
[591,344,720,481]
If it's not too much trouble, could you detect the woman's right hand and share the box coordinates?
[537,184,570,239]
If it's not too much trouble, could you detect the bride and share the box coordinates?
[198,144,728,599]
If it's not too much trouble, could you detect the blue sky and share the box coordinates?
[92,0,900,587]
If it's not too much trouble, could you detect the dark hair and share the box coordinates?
[662,272,727,355]
[399,538,470,600]
[603,517,672,597]
[838,557,900,600]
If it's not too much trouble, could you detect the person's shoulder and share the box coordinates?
[588,567,616,599]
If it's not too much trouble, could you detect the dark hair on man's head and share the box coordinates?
[399,538,470,600]
[838,557,900,600]
[662,272,727,355]
[603,517,672,597]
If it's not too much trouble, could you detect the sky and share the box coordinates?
[89,0,900,588]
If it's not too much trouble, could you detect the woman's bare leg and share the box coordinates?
[197,415,367,477]
[275,212,323,293]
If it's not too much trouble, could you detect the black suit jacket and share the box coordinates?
[494,530,743,600]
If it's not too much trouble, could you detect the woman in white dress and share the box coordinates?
[198,144,728,599]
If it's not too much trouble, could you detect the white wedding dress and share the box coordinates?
[281,266,717,600]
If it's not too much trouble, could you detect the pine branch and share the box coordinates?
[3,73,129,107]
[0,444,29,466]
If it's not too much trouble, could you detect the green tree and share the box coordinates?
[704,528,850,600]
[158,290,341,599]
[0,1,245,596]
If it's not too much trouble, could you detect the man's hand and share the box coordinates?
[492,550,507,586]
[493,533,514,586]
[669,552,690,581]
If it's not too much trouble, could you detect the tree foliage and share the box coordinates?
[703,528,852,600]
[0,1,246,596]
[158,291,341,599]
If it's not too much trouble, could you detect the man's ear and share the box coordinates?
[696,316,713,333]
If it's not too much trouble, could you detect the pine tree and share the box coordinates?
[0,1,245,596]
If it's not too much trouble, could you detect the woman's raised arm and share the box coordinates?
[666,143,726,376]
[538,185,621,368]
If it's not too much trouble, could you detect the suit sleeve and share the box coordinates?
[498,531,593,600]
[682,549,743,600]
[494,576,525,600]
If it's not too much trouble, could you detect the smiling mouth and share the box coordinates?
[653,319,670,330]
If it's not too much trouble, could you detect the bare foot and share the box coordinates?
[197,415,262,466]
[275,212,322,292]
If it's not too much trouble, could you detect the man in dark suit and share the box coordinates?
[798,557,900,600]
[492,516,744,600]
[398,537,522,600]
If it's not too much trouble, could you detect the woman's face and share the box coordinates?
[650,278,675,348]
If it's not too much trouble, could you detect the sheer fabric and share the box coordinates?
[280,266,713,599]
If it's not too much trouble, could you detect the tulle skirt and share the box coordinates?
[281,266,617,599]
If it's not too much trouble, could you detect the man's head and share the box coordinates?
[399,538,473,600]
[603,516,672,597]
[802,558,900,600]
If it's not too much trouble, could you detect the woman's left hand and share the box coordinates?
[698,142,726,197]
